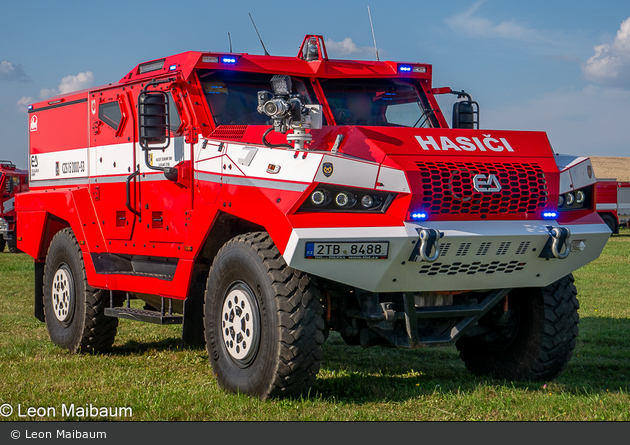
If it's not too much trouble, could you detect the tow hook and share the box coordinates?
[550,227,571,259]
[418,228,444,262]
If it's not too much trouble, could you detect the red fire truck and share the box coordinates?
[595,179,630,234]
[0,160,28,252]
[17,36,611,398]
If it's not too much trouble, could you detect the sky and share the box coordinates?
[1,0,629,168]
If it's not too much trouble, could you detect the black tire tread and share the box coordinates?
[456,274,578,381]
[207,231,324,398]
[44,228,118,353]
[0,239,5,252]
[7,238,19,253]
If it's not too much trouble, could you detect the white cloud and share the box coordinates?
[325,38,382,59]
[39,88,58,100]
[582,17,630,89]
[58,71,95,94]
[34,71,96,102]
[483,85,630,157]
[16,96,34,113]
[0,60,31,82]
[446,1,545,43]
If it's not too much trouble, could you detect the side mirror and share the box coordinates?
[138,92,170,150]
[452,100,479,129]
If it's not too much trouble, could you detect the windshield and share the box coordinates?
[319,78,436,128]
[197,70,318,126]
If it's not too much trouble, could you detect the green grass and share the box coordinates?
[1,229,629,421]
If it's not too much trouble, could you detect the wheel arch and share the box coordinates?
[182,211,266,346]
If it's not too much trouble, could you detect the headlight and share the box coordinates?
[361,194,382,209]
[299,185,395,213]
[311,189,331,206]
[335,191,356,208]
[576,190,585,204]
[557,186,592,212]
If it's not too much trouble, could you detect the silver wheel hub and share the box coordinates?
[221,284,260,364]
[52,265,74,324]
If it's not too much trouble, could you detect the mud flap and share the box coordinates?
[34,261,45,322]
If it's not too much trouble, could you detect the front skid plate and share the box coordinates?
[283,221,611,292]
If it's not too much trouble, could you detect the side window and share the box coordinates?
[166,92,182,133]
[99,101,122,130]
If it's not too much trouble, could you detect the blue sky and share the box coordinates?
[1,0,629,167]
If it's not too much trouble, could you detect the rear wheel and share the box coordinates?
[456,274,579,381]
[601,214,617,234]
[204,232,325,399]
[43,228,118,353]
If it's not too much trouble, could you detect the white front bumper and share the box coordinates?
[283,220,611,292]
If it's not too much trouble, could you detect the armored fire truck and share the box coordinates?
[0,160,28,252]
[17,36,611,398]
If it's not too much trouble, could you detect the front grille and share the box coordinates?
[209,125,247,140]
[418,260,526,276]
[415,161,548,215]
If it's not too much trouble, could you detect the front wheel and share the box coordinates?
[0,239,5,252]
[204,232,325,399]
[8,238,19,253]
[456,274,579,381]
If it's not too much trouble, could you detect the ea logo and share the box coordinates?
[473,174,502,192]
[322,162,333,178]
[30,115,38,132]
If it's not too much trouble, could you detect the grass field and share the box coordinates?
[1,230,629,421]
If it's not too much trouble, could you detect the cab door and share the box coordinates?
[89,87,137,240]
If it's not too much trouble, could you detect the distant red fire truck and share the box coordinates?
[17,35,610,398]
[595,179,630,234]
[0,160,28,253]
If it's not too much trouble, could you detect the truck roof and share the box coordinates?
[28,35,434,113]
[118,36,432,85]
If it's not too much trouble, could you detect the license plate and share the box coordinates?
[305,242,389,259]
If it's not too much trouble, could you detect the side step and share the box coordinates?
[104,307,182,325]
[104,291,183,325]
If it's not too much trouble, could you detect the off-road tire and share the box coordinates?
[456,274,579,381]
[8,238,19,253]
[601,214,617,234]
[43,228,118,353]
[0,239,5,252]
[204,232,325,399]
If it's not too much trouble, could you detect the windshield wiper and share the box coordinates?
[413,108,435,128]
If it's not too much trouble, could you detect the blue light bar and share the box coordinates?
[27,105,33,110]
[411,212,428,221]
[169,64,177,71]
[222,56,238,64]
[399,65,412,73]
[542,211,558,219]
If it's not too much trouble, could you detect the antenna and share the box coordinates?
[367,6,379,61]
[228,32,233,53]
[248,13,270,56]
